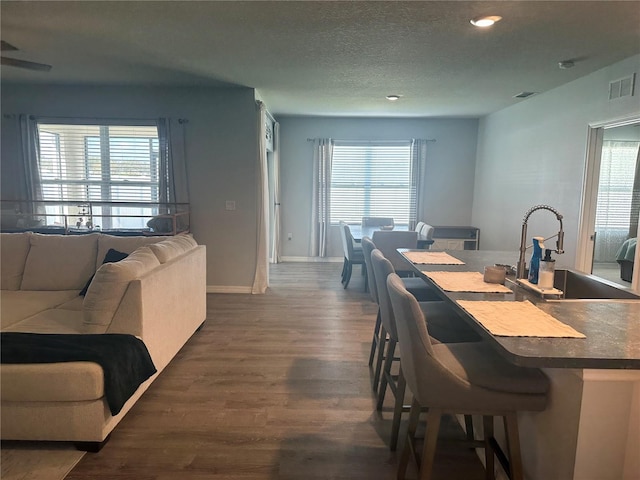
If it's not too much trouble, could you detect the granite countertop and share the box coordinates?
[403,250,640,369]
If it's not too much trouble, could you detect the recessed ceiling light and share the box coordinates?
[513,91,538,99]
[470,15,502,27]
[386,95,401,101]
[558,60,575,69]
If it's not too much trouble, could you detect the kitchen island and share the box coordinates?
[401,249,640,480]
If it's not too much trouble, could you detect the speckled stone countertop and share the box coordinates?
[402,250,640,369]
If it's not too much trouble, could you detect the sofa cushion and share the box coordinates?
[21,233,99,291]
[56,295,85,311]
[1,290,79,329]
[83,246,160,331]
[2,308,85,334]
[79,248,129,296]
[1,361,103,402]
[148,234,197,264]
[1,232,32,290]
[96,235,168,271]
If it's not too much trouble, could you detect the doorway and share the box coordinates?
[578,119,640,291]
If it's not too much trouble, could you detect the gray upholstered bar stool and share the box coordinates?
[371,230,418,277]
[387,273,550,480]
[371,249,480,450]
[362,236,444,369]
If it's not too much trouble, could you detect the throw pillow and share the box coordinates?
[79,248,129,296]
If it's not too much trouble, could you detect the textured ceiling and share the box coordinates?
[1,1,639,117]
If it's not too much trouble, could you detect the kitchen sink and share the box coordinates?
[550,269,639,301]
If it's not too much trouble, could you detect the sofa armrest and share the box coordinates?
[106,245,206,372]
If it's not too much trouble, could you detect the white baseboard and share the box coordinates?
[206,285,252,294]
[280,256,343,263]
[206,259,343,293]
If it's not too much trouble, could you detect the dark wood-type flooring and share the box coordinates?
[66,262,485,480]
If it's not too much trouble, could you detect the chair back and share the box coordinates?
[339,221,355,261]
[371,249,399,340]
[362,217,394,227]
[361,237,378,304]
[387,273,437,404]
[371,230,417,273]
[415,221,426,233]
[420,223,435,240]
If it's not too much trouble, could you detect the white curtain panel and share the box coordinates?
[310,138,334,257]
[271,122,282,264]
[157,118,190,207]
[18,114,45,217]
[410,139,429,228]
[252,102,269,293]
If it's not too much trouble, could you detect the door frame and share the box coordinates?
[576,114,640,291]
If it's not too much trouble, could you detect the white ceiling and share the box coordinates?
[1,1,639,117]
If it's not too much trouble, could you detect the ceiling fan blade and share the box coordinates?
[1,56,52,72]
[1,40,19,52]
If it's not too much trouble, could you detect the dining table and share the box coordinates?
[398,248,640,480]
[348,224,434,249]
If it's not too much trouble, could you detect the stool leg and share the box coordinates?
[390,364,406,451]
[420,408,442,480]
[504,413,524,480]
[397,398,421,480]
[483,415,495,480]
[372,326,387,392]
[368,310,381,366]
[377,338,396,411]
[465,414,475,443]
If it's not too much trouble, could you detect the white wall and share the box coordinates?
[0,84,260,290]
[277,116,479,258]
[473,55,640,265]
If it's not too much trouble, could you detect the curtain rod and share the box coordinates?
[306,138,436,143]
[3,114,188,123]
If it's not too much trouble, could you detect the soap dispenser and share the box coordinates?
[528,236,544,284]
[539,249,556,289]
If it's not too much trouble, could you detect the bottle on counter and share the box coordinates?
[528,236,544,284]
[539,249,556,289]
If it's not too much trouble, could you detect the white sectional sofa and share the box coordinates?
[0,232,206,449]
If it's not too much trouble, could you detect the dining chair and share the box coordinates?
[339,221,366,289]
[370,249,480,450]
[371,230,417,277]
[362,217,394,227]
[420,223,435,240]
[387,273,550,480]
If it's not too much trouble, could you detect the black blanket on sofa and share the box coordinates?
[0,332,157,415]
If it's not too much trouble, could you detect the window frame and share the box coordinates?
[329,140,415,225]
[36,121,162,230]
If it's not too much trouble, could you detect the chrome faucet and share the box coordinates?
[516,205,564,279]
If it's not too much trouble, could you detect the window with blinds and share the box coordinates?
[596,140,640,229]
[330,141,414,224]
[37,123,160,229]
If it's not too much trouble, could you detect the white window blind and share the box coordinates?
[330,141,414,224]
[596,140,640,229]
[37,123,160,229]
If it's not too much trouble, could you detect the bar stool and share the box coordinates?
[387,273,550,480]
[362,236,448,370]
[371,249,480,450]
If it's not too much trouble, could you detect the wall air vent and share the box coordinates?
[609,73,636,100]
[513,91,538,99]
